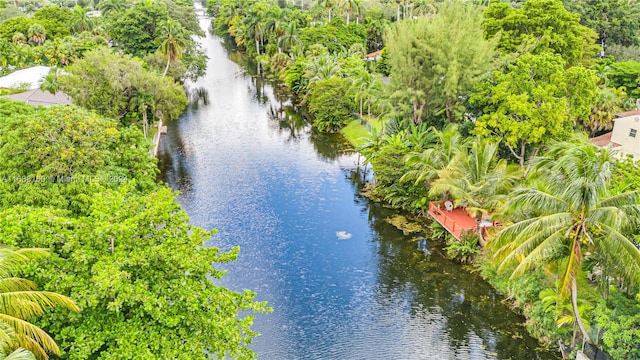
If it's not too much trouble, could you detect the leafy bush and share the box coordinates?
[445,230,480,263]
[306,77,354,132]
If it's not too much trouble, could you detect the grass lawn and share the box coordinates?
[341,116,385,147]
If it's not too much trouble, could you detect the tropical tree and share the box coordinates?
[492,140,640,345]
[69,5,95,34]
[278,22,302,58]
[350,70,381,118]
[129,90,155,137]
[339,0,362,25]
[156,19,188,77]
[0,347,36,360]
[98,0,128,14]
[27,24,45,45]
[40,71,59,94]
[317,0,337,21]
[428,137,522,221]
[402,124,465,187]
[385,0,497,124]
[10,33,25,45]
[0,247,79,359]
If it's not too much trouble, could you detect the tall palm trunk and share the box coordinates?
[163,55,171,77]
[571,277,593,344]
[255,39,260,55]
[142,106,148,138]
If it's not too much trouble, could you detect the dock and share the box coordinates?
[427,200,495,241]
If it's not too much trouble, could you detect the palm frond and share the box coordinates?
[0,292,79,319]
[594,224,640,286]
[3,348,36,360]
[0,315,58,357]
[0,279,37,293]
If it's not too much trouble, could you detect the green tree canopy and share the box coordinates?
[472,53,598,167]
[59,48,187,125]
[385,0,497,124]
[0,247,79,359]
[0,104,157,214]
[493,140,640,344]
[563,0,640,50]
[106,2,170,57]
[483,0,599,66]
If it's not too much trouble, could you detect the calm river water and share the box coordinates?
[157,20,558,360]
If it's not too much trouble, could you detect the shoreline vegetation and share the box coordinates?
[0,0,269,358]
[209,0,640,358]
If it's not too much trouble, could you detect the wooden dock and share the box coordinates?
[427,201,489,241]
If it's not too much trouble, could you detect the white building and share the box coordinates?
[591,110,640,159]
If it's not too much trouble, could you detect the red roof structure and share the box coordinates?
[616,110,640,118]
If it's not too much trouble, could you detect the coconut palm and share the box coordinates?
[304,54,341,85]
[402,124,465,187]
[339,0,363,25]
[156,19,189,77]
[317,0,337,21]
[428,137,522,219]
[492,140,640,345]
[265,6,288,53]
[350,71,380,118]
[70,5,95,34]
[0,247,80,359]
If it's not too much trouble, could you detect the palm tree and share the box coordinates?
[277,22,302,59]
[304,54,341,85]
[27,25,46,46]
[350,71,379,118]
[0,247,79,359]
[402,124,464,187]
[98,0,128,14]
[129,90,155,137]
[40,71,59,95]
[265,6,288,53]
[492,140,640,345]
[1,347,36,360]
[317,0,337,21]
[70,5,95,34]
[156,19,189,77]
[428,137,522,220]
[339,0,362,25]
[11,33,26,46]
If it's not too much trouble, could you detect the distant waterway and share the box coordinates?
[157,18,558,360]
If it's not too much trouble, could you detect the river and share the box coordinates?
[157,19,558,360]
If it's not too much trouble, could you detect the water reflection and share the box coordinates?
[158,23,558,360]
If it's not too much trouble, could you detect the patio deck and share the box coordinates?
[427,201,480,241]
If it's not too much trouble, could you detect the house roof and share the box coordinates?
[589,131,621,148]
[616,110,640,118]
[3,89,72,107]
[364,50,383,60]
[0,66,51,90]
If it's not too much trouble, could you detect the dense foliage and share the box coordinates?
[0,101,268,358]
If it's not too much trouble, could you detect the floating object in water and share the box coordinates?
[417,238,430,255]
[336,231,352,240]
